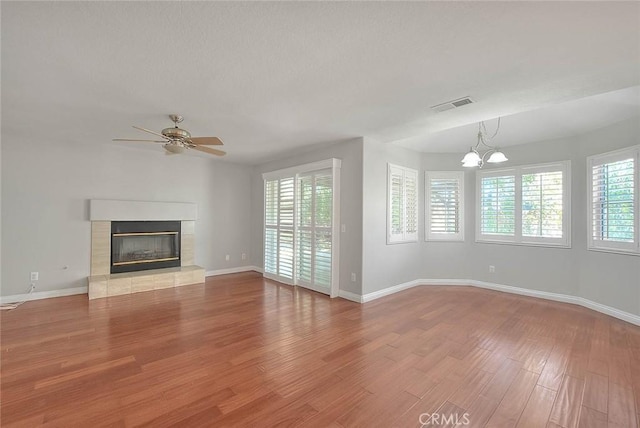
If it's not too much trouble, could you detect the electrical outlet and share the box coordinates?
[225,254,230,261]
[351,272,356,282]
[489,265,495,273]
[241,253,247,261]
[30,272,39,281]
[341,224,346,233]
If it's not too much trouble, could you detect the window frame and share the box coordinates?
[587,145,640,256]
[425,171,465,242]
[387,163,419,244]
[476,161,571,248]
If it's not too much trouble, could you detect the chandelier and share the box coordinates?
[461,118,508,168]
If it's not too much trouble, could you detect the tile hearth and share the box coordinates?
[88,219,204,300]
[88,265,205,300]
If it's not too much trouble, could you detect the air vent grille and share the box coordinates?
[431,97,474,112]
[452,98,473,107]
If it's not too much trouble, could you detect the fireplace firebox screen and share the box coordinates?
[111,221,181,274]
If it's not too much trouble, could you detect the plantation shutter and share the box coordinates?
[426,172,464,241]
[388,164,418,243]
[264,177,295,283]
[405,170,418,240]
[522,170,564,238]
[263,159,341,295]
[480,174,515,236]
[591,154,636,250]
[264,179,278,276]
[277,177,295,280]
[297,169,333,292]
[478,162,570,247]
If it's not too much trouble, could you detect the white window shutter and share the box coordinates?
[404,168,419,241]
[264,179,278,275]
[388,164,418,244]
[263,159,341,294]
[388,165,405,242]
[588,146,638,254]
[522,170,564,238]
[296,169,333,291]
[477,161,571,247]
[426,171,464,241]
[480,174,516,237]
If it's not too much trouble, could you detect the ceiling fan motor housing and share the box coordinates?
[161,127,191,140]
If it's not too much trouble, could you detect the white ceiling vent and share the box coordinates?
[431,97,474,113]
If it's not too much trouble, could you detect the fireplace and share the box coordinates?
[111,221,181,274]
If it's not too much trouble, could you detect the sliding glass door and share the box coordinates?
[296,169,333,294]
[263,160,340,296]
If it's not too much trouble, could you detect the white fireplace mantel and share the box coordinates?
[89,199,197,221]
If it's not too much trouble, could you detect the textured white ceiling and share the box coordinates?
[2,2,639,164]
[395,86,640,153]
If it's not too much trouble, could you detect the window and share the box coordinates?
[263,159,341,296]
[425,171,464,241]
[388,164,418,244]
[477,161,571,247]
[588,145,639,255]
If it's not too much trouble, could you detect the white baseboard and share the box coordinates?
[4,273,637,326]
[205,265,262,277]
[338,289,363,303]
[352,278,640,326]
[578,298,640,327]
[0,286,88,304]
[361,279,423,303]
[468,280,581,305]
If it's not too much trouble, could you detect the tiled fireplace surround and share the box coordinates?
[87,200,205,300]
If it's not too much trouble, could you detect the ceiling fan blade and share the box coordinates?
[132,125,170,140]
[191,145,226,156]
[189,137,224,146]
[113,138,166,143]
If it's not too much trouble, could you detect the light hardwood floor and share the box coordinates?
[2,272,639,427]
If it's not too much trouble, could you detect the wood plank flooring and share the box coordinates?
[1,272,639,427]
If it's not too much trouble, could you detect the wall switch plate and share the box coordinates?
[341,224,346,233]
[30,272,39,281]
[489,265,495,273]
[225,255,230,261]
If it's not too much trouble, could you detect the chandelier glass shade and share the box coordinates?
[461,118,508,168]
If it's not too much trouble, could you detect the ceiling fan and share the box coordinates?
[113,114,226,157]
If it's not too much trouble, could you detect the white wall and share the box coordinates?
[250,138,364,295]
[1,138,252,297]
[360,143,481,295]
[361,138,425,294]
[421,153,475,281]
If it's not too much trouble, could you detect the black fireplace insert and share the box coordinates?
[110,221,181,274]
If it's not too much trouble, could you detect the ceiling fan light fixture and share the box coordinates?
[113,115,226,157]
[164,143,186,154]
